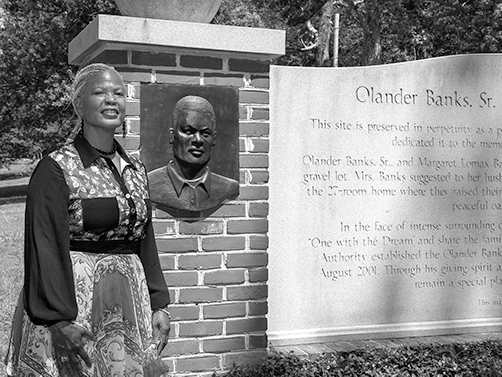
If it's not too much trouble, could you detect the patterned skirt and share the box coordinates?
[5,252,170,377]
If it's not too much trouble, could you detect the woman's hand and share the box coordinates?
[49,320,94,376]
[152,309,171,355]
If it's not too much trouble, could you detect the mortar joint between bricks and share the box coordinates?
[172,322,180,338]
[243,74,252,88]
[239,87,269,93]
[126,83,135,99]
[239,119,269,125]
[241,104,269,114]
[242,170,251,184]
[244,202,251,219]
[248,104,270,109]
[198,304,204,321]
[242,106,251,121]
[221,218,229,235]
[199,68,228,75]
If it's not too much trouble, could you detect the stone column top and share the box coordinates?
[69,14,286,65]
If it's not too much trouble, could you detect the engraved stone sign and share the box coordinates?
[269,54,502,346]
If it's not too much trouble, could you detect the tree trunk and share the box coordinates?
[347,0,382,66]
[361,0,381,65]
[316,0,334,66]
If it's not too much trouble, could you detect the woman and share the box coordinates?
[5,63,171,377]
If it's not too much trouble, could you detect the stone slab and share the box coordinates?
[271,332,502,357]
[68,14,286,65]
[269,54,502,346]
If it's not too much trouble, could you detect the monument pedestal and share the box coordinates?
[69,14,284,376]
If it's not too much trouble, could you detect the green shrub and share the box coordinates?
[215,340,502,377]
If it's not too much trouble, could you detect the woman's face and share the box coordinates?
[78,70,126,132]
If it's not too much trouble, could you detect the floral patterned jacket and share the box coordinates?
[24,133,170,325]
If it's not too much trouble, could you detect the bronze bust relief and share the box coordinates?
[141,85,240,218]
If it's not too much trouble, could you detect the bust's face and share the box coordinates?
[171,109,216,168]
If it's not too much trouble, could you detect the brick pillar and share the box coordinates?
[69,15,285,377]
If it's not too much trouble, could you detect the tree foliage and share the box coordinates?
[214,0,285,28]
[1,0,502,165]
[247,0,502,67]
[0,0,119,166]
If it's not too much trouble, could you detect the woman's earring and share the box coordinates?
[122,121,127,138]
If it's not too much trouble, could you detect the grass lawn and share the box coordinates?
[0,202,24,377]
[0,160,36,181]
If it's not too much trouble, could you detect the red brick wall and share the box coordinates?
[92,49,270,376]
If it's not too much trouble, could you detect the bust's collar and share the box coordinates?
[166,161,211,197]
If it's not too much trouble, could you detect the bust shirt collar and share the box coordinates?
[166,160,211,197]
[73,132,136,169]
